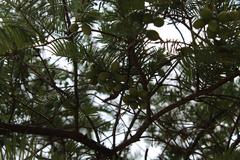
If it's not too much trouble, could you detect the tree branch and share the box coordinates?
[0,122,113,156]
[227,112,240,149]
[114,70,240,152]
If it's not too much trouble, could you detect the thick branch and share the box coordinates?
[0,122,113,156]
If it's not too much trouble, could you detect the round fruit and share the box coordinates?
[218,28,230,39]
[130,102,139,109]
[146,30,160,41]
[129,87,139,97]
[217,11,228,23]
[129,11,144,24]
[69,23,79,33]
[153,17,164,27]
[139,91,148,100]
[82,23,91,35]
[207,26,217,38]
[111,61,120,72]
[98,72,109,82]
[115,74,127,82]
[208,20,219,32]
[89,78,98,85]
[199,7,212,22]
[158,69,165,77]
[193,19,206,29]
[123,95,134,104]
[113,84,123,92]
[105,82,115,92]
[229,11,240,21]
[180,47,193,54]
[85,71,95,79]
[90,64,100,73]
[143,13,153,24]
[139,102,148,109]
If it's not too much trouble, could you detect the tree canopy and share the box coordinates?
[0,0,240,159]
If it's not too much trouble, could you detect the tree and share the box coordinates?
[0,0,240,159]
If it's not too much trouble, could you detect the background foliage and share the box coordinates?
[0,0,240,159]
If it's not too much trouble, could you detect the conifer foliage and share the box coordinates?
[0,0,240,159]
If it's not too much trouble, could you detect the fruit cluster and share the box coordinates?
[69,23,91,35]
[86,61,150,109]
[143,13,164,41]
[86,61,128,93]
[123,86,149,109]
[193,7,240,38]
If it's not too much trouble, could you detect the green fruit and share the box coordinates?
[217,11,228,23]
[218,28,230,39]
[123,95,130,104]
[115,74,127,82]
[129,11,144,24]
[120,75,128,82]
[111,61,120,72]
[69,23,79,33]
[130,103,139,109]
[193,19,206,29]
[229,11,240,21]
[123,95,139,108]
[207,26,217,38]
[180,47,193,54]
[217,11,240,22]
[139,102,148,109]
[118,0,131,14]
[89,78,98,85]
[113,84,123,92]
[139,91,148,100]
[86,71,95,79]
[199,7,212,22]
[123,95,137,105]
[82,23,91,35]
[98,72,109,82]
[158,69,165,77]
[75,15,82,22]
[123,95,138,108]
[146,30,160,41]
[129,87,139,97]
[148,62,157,73]
[90,64,100,73]
[131,0,144,10]
[208,20,219,32]
[105,82,115,92]
[153,17,164,27]
[143,13,153,24]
